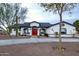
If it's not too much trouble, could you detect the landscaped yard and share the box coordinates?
[0,42,79,56]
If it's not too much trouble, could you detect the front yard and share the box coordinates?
[0,42,79,56]
[0,38,79,56]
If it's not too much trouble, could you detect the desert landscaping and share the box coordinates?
[0,41,79,56]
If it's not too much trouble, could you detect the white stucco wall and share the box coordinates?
[10,29,16,35]
[28,28,32,36]
[37,28,40,36]
[20,28,24,35]
[46,23,76,37]
[30,23,39,27]
[10,28,24,36]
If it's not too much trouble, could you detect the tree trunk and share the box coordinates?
[8,27,12,37]
[56,3,64,55]
[16,16,18,37]
[58,13,62,52]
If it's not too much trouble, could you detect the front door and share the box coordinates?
[32,28,38,36]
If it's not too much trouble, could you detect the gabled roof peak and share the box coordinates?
[51,21,74,26]
[31,21,38,22]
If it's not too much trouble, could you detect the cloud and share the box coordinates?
[22,3,79,24]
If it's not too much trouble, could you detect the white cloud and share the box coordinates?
[22,3,59,23]
[25,11,45,22]
[21,3,79,24]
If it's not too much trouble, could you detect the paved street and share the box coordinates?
[0,38,79,46]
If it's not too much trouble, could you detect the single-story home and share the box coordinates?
[10,21,77,37]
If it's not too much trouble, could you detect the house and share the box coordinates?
[10,21,77,37]
[46,21,77,37]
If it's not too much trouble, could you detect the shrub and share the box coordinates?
[44,33,48,37]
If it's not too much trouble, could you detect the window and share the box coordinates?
[61,28,66,34]
[40,29,45,33]
[61,23,65,26]
[40,28,46,36]
[23,28,26,33]
[23,28,29,34]
[19,28,21,31]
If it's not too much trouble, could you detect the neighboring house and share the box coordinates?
[10,21,77,37]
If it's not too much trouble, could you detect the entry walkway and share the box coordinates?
[0,38,79,46]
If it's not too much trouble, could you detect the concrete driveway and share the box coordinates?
[0,38,79,46]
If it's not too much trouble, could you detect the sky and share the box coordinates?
[21,3,79,24]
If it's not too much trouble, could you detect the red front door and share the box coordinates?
[32,28,37,36]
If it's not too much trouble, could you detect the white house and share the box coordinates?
[10,21,77,37]
[46,21,77,37]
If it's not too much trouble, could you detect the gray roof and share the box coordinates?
[11,21,51,28]
[11,21,74,28]
[51,21,74,27]
[39,23,51,28]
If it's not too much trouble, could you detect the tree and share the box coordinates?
[0,3,14,35]
[40,3,77,55]
[73,20,79,34]
[13,3,27,37]
[0,3,27,36]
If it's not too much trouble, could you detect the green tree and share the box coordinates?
[73,20,79,34]
[13,3,27,37]
[40,3,77,55]
[0,3,13,36]
[0,3,27,36]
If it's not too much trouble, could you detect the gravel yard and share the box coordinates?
[0,42,79,56]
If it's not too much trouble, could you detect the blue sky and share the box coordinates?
[22,3,79,24]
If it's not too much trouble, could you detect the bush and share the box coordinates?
[55,32,58,37]
[44,33,48,37]
[55,32,58,35]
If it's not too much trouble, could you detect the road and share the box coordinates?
[0,38,79,46]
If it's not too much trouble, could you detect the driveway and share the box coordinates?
[0,38,79,46]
